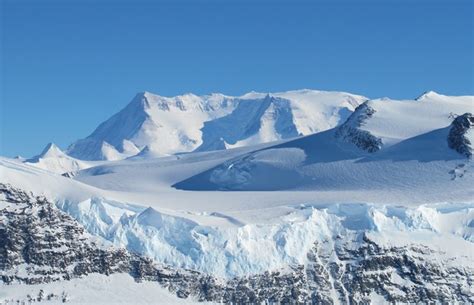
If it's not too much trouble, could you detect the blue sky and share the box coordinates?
[1,0,473,157]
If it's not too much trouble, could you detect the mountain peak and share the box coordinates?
[39,142,65,158]
[130,145,167,159]
[416,90,442,101]
[24,142,88,174]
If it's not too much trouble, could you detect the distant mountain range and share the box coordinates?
[22,89,473,176]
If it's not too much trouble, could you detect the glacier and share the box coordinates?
[57,196,474,278]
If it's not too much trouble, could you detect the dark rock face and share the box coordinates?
[0,184,131,284]
[1,184,473,304]
[335,103,383,153]
[448,113,474,158]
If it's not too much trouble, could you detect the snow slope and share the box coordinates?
[176,126,473,193]
[67,90,366,160]
[338,91,473,150]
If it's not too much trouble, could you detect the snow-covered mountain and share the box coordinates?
[2,89,474,304]
[66,90,366,160]
[175,92,474,191]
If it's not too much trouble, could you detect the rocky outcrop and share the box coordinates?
[0,183,218,298]
[448,113,474,158]
[0,183,131,284]
[1,184,473,303]
[335,102,382,153]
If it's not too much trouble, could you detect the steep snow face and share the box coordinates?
[67,92,237,160]
[196,90,366,151]
[261,89,364,135]
[23,143,92,175]
[196,95,300,151]
[66,139,128,161]
[67,90,366,160]
[59,196,474,278]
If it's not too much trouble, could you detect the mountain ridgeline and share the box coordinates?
[66,90,366,160]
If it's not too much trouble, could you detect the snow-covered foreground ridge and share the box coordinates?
[1,184,474,304]
[58,196,474,278]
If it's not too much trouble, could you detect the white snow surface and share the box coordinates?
[57,197,474,277]
[358,91,473,147]
[0,273,207,305]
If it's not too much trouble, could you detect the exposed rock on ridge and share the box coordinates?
[335,102,383,153]
[448,112,474,158]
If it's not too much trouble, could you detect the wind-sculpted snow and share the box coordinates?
[209,148,307,190]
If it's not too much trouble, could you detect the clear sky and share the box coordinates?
[1,0,473,157]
